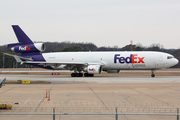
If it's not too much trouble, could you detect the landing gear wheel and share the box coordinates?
[84,73,94,77]
[71,73,83,77]
[151,70,155,77]
[151,74,155,77]
[71,73,75,77]
[89,74,94,77]
[79,73,83,77]
[84,73,89,77]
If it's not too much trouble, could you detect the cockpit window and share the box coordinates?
[167,56,173,59]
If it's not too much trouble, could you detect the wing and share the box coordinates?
[24,61,104,70]
[3,53,104,70]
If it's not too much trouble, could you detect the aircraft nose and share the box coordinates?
[174,58,179,65]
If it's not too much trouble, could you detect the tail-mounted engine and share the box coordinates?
[9,43,45,53]
[84,65,102,74]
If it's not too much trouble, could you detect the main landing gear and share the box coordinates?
[151,70,155,77]
[71,73,94,77]
[84,73,94,77]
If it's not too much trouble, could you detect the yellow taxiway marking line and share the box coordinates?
[42,98,47,103]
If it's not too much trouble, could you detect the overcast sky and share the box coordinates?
[0,0,180,49]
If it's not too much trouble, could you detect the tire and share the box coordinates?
[71,73,75,77]
[84,73,94,77]
[75,73,79,77]
[71,73,83,77]
[79,73,83,77]
[84,73,88,77]
[151,74,155,77]
[88,74,94,77]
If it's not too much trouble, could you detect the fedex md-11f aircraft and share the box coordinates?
[4,25,179,77]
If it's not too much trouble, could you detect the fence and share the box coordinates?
[0,107,180,120]
[1,101,180,120]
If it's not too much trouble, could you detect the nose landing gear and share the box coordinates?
[151,70,155,77]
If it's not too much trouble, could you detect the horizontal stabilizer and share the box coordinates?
[0,78,6,88]
[3,53,32,62]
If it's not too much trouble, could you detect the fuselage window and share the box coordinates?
[167,56,173,59]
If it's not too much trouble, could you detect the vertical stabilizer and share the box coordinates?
[12,25,33,44]
[8,25,45,54]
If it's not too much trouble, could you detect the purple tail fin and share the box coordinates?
[8,25,45,54]
[8,25,34,49]
[12,25,33,44]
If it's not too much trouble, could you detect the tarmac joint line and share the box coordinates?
[85,84,109,111]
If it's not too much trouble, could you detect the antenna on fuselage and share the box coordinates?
[130,40,133,51]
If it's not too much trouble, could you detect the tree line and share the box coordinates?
[0,42,179,68]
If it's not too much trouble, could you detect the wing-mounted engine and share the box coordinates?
[9,43,45,53]
[84,65,102,74]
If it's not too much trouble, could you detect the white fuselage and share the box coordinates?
[41,51,178,70]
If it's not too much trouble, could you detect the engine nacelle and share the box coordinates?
[106,70,120,73]
[10,43,45,53]
[84,65,102,74]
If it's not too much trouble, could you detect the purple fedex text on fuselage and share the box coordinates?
[114,54,132,63]
[114,54,145,64]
